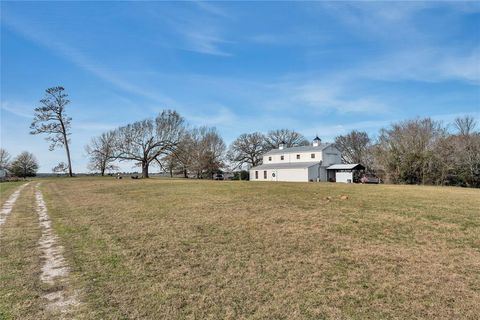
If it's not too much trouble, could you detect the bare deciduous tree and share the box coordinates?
[162,127,226,178]
[10,151,39,178]
[448,117,480,187]
[86,131,118,176]
[166,132,195,178]
[454,116,477,136]
[189,126,226,178]
[30,86,73,177]
[156,153,180,178]
[459,133,480,187]
[335,130,373,170]
[375,118,446,184]
[227,132,266,169]
[264,129,309,150]
[113,110,185,178]
[0,148,11,170]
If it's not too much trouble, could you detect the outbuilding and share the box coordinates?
[326,163,365,183]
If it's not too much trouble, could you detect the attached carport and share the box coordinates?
[326,164,365,183]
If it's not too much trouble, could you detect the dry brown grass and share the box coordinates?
[1,178,479,319]
[0,183,44,320]
[0,181,26,199]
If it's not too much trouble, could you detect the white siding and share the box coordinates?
[265,169,277,181]
[250,168,309,182]
[249,169,277,181]
[263,151,322,164]
[336,172,353,183]
[277,168,309,182]
[263,145,342,166]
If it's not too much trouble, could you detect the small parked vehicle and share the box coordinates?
[213,173,224,180]
[360,174,380,184]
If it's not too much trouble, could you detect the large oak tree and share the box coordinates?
[264,129,309,150]
[113,110,185,178]
[227,132,266,169]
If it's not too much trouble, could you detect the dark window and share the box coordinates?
[296,154,300,159]
[311,153,315,159]
[255,171,258,179]
[268,156,272,161]
[280,155,284,160]
[264,171,267,179]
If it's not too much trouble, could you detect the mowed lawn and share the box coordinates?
[1,178,479,319]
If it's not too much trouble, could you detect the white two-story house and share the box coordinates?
[249,137,344,182]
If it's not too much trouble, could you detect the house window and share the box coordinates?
[268,156,272,161]
[280,155,284,160]
[264,171,267,179]
[296,154,300,159]
[311,153,315,159]
[255,171,258,179]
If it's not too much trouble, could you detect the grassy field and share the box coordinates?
[1,178,479,319]
[0,180,27,198]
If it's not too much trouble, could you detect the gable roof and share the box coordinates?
[251,161,320,170]
[263,143,334,156]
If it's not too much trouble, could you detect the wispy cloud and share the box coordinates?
[0,101,32,119]
[192,1,230,18]
[2,12,176,105]
[302,111,480,141]
[312,2,480,84]
[186,106,237,127]
[143,2,232,56]
[316,2,430,39]
[184,30,232,56]
[354,46,480,84]
[294,82,389,114]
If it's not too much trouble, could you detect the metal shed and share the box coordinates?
[326,164,365,183]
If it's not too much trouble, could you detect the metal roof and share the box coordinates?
[251,161,321,170]
[263,143,332,156]
[326,163,365,170]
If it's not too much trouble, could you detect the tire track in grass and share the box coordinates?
[0,182,29,231]
[35,183,79,315]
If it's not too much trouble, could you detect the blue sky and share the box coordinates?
[1,1,479,172]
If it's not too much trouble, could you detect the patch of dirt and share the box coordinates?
[0,183,29,230]
[35,183,79,315]
[44,290,78,312]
